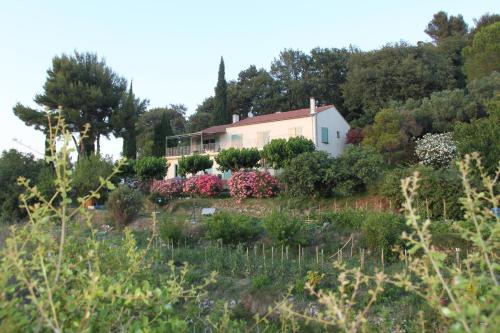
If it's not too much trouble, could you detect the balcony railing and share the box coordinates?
[166,143,222,157]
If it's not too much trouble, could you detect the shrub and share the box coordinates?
[135,156,167,181]
[262,210,305,245]
[453,96,500,173]
[215,147,261,172]
[205,212,261,244]
[0,149,44,223]
[73,154,115,201]
[334,146,385,195]
[150,178,184,200]
[178,153,213,176]
[183,174,223,197]
[107,186,144,226]
[346,128,364,144]
[379,165,463,219]
[281,151,335,197]
[228,171,279,200]
[159,217,185,243]
[415,132,457,168]
[361,212,406,255]
[320,210,367,230]
[262,136,315,169]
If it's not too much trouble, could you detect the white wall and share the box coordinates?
[314,107,350,157]
[225,116,314,148]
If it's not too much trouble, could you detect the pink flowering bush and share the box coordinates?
[228,171,279,200]
[183,174,223,197]
[150,178,185,199]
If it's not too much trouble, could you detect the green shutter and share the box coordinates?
[321,127,329,144]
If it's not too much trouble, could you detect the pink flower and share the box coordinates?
[150,178,184,198]
[228,171,279,200]
[183,174,223,197]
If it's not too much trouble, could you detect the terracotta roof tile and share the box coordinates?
[198,105,334,134]
[228,105,333,128]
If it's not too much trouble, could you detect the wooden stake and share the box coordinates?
[298,244,301,270]
[350,235,353,258]
[316,246,319,265]
[381,249,385,271]
[321,248,324,270]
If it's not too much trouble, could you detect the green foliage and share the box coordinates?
[360,212,406,255]
[112,82,148,159]
[35,165,57,199]
[107,186,144,226]
[463,22,500,81]
[204,212,261,244]
[186,111,213,132]
[342,42,457,122]
[454,95,500,173]
[281,151,334,198]
[72,154,115,200]
[262,210,305,245]
[178,153,213,176]
[380,165,463,219]
[135,156,167,181]
[0,115,216,332]
[14,51,127,156]
[159,217,185,243]
[0,149,44,223]
[362,108,412,164]
[424,11,468,44]
[320,209,367,230]
[213,57,229,125]
[136,106,186,157]
[261,138,288,169]
[262,136,315,169]
[334,146,385,195]
[215,147,261,172]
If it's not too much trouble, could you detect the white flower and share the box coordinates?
[415,132,457,168]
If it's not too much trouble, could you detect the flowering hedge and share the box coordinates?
[150,178,185,199]
[228,171,279,200]
[183,174,223,197]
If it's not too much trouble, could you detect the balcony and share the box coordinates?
[166,143,222,157]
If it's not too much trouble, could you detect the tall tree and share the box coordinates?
[136,106,184,157]
[425,11,468,44]
[270,49,311,110]
[342,42,457,125]
[213,57,229,125]
[152,111,173,157]
[471,13,500,36]
[463,22,500,81]
[13,51,127,157]
[112,82,149,159]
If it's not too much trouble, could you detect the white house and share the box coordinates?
[165,98,350,179]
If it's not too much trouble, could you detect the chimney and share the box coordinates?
[310,97,316,114]
[232,113,240,123]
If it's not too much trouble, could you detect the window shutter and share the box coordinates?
[321,127,329,144]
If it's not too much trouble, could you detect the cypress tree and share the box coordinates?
[152,111,173,157]
[213,57,229,125]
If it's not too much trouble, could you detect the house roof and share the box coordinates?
[228,105,333,128]
[199,105,334,135]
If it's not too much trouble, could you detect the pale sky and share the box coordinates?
[1,0,497,159]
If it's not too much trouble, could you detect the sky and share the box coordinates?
[1,0,498,160]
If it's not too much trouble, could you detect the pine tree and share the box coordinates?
[152,111,173,157]
[213,57,229,125]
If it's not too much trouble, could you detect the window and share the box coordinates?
[288,127,303,137]
[231,134,242,148]
[321,127,329,144]
[257,131,270,147]
[337,130,340,139]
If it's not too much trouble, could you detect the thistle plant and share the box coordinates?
[0,112,216,332]
[393,153,499,332]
